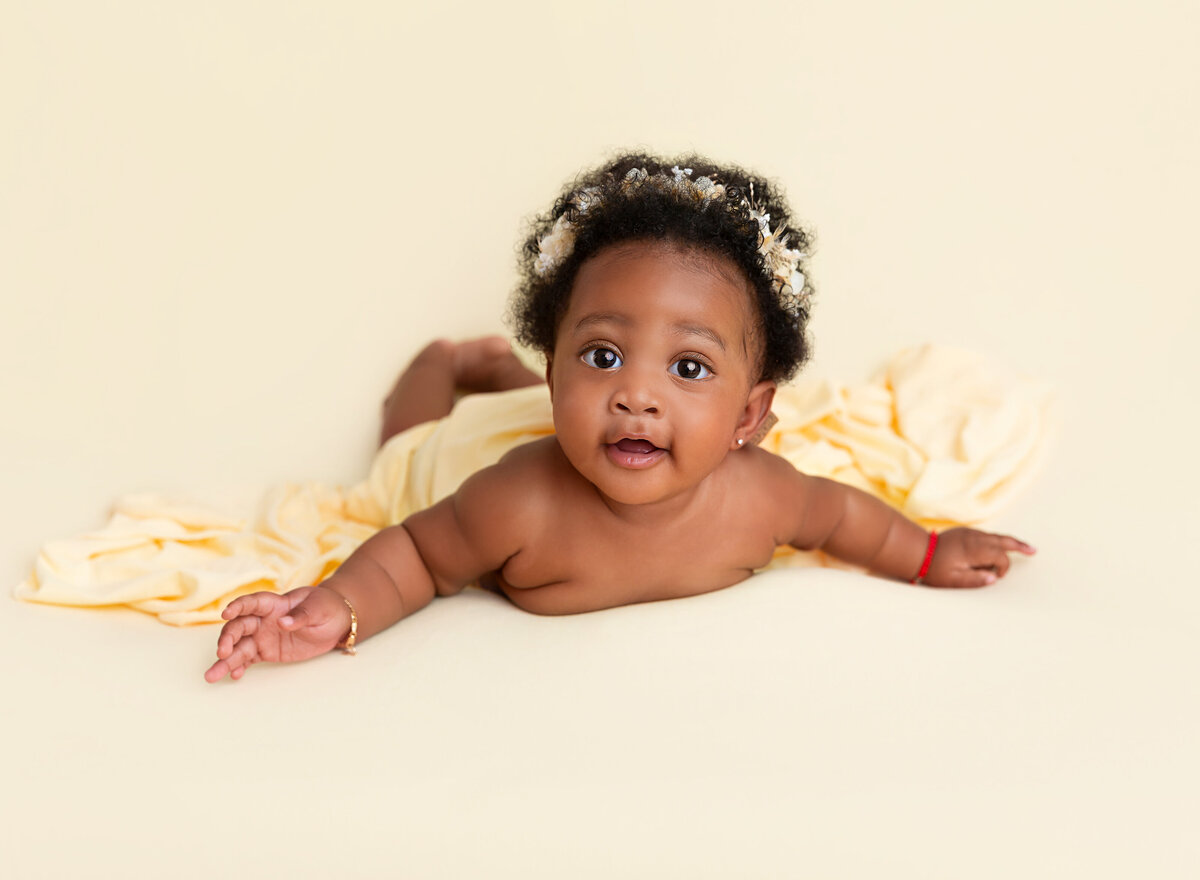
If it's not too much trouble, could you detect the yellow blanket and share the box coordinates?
[13,345,1052,625]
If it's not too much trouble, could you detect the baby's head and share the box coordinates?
[509,152,813,384]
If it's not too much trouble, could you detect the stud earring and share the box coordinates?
[736,438,745,447]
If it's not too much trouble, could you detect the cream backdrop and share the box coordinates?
[2,1,1196,877]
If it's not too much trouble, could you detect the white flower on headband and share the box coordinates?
[749,207,780,246]
[751,207,808,297]
[535,214,577,276]
[573,186,603,213]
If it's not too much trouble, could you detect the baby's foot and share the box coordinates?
[452,336,513,389]
[452,336,541,393]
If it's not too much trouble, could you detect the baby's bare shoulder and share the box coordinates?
[453,437,574,526]
[403,438,568,591]
[483,435,572,490]
[731,446,808,494]
[723,447,815,540]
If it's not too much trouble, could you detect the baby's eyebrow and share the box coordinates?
[573,313,630,333]
[671,323,726,352]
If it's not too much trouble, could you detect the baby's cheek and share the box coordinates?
[551,397,600,461]
[676,412,734,463]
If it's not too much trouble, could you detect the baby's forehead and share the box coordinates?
[585,240,753,293]
[570,243,757,329]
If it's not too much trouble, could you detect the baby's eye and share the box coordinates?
[581,346,622,370]
[670,358,712,380]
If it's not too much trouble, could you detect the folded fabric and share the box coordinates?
[14,344,1053,625]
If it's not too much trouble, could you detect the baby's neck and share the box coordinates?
[589,474,718,529]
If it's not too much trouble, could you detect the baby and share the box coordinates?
[205,154,1035,683]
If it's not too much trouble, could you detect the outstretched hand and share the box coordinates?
[204,586,351,682]
[921,527,1036,588]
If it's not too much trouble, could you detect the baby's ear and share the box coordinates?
[733,380,776,449]
[544,354,555,399]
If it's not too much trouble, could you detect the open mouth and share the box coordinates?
[606,437,667,468]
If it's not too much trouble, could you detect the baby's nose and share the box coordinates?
[615,399,659,415]
[611,381,660,415]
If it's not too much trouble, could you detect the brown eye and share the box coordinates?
[582,347,622,370]
[670,359,711,380]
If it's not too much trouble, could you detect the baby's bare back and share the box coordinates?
[406,437,796,616]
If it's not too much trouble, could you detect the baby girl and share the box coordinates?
[205,154,1034,683]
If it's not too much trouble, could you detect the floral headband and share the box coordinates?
[534,165,810,319]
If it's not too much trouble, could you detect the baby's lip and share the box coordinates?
[613,437,661,454]
[605,435,668,469]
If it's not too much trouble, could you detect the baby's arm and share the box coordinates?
[204,460,531,682]
[779,462,1035,587]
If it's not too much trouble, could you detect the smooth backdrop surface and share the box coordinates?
[2,2,1196,877]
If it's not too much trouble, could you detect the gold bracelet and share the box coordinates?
[335,594,358,655]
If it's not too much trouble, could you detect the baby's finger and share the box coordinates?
[221,591,285,621]
[222,590,274,619]
[204,657,232,683]
[217,615,262,659]
[992,534,1037,555]
[205,649,256,683]
[230,657,258,681]
[972,545,1011,579]
[220,635,261,679]
[946,567,997,588]
[281,599,325,631]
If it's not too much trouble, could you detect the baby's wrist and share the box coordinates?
[909,531,939,584]
[330,592,358,654]
[310,582,356,650]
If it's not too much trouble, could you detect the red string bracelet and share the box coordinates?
[911,531,939,584]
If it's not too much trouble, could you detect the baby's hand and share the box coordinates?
[203,586,351,682]
[921,527,1036,588]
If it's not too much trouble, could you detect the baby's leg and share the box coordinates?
[451,336,543,394]
[380,337,542,445]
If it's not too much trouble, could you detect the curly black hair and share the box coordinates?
[508,152,814,383]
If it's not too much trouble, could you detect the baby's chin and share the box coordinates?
[587,465,708,509]
[594,485,681,508]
